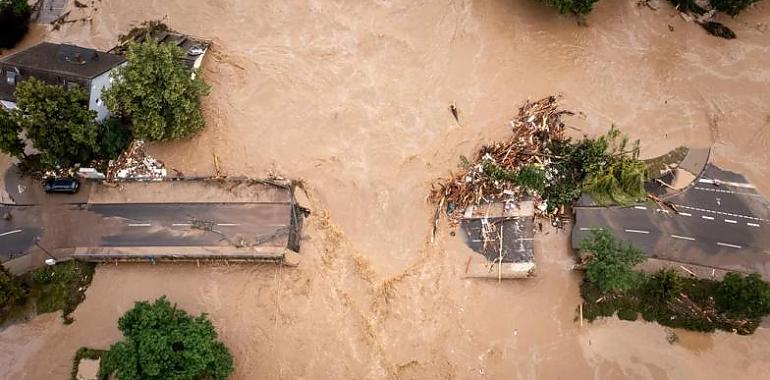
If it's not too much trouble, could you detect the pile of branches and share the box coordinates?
[430,96,572,221]
[105,140,167,181]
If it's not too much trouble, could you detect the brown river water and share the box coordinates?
[2,0,770,379]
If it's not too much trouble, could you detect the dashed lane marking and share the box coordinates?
[698,178,755,189]
[725,219,737,224]
[217,223,240,227]
[702,216,715,220]
[671,234,695,241]
[748,223,761,227]
[579,227,603,231]
[0,229,22,238]
[127,223,152,227]
[717,242,742,249]
[172,223,192,226]
[694,187,760,196]
[678,212,692,216]
[675,204,764,221]
[634,206,647,210]
[625,229,650,234]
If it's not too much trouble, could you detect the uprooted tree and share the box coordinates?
[104,39,210,142]
[103,296,234,380]
[0,0,31,49]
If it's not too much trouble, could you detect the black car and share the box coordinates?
[43,178,80,194]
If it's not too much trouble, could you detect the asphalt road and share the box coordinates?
[573,164,770,276]
[0,202,293,263]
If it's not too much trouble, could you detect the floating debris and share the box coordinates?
[106,140,167,181]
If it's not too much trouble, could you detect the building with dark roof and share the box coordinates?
[0,42,126,120]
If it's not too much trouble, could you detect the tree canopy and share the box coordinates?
[716,272,770,319]
[580,230,647,293]
[104,39,210,141]
[0,0,31,49]
[539,0,600,15]
[0,265,23,315]
[103,296,234,380]
[0,109,25,159]
[13,78,100,168]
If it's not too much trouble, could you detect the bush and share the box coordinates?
[70,347,108,380]
[646,268,683,304]
[711,0,762,16]
[0,265,23,314]
[104,39,210,141]
[94,118,132,159]
[0,0,31,49]
[25,261,96,324]
[539,0,601,15]
[716,272,770,319]
[514,164,547,194]
[617,308,638,321]
[580,230,647,293]
[103,296,234,380]
[0,109,25,159]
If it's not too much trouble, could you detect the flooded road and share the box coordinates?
[2,0,770,378]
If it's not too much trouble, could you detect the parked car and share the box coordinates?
[43,178,80,194]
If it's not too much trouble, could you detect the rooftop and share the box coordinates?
[0,42,126,80]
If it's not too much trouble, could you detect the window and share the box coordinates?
[6,71,17,86]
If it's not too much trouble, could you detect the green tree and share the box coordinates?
[0,265,23,314]
[104,39,210,141]
[583,127,647,206]
[646,268,683,303]
[716,272,770,319]
[14,78,99,168]
[103,296,234,380]
[580,230,647,293]
[539,0,600,15]
[514,164,547,194]
[0,109,25,159]
[0,0,31,49]
[708,0,762,16]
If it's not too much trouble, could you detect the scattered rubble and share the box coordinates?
[430,96,572,223]
[105,140,167,181]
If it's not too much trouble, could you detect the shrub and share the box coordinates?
[103,296,234,380]
[539,0,601,15]
[514,164,547,194]
[646,268,683,304]
[0,109,25,159]
[104,39,210,141]
[0,265,23,314]
[716,272,770,319]
[710,0,762,16]
[580,230,647,293]
[0,0,31,49]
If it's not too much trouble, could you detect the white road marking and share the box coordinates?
[678,212,692,216]
[127,223,152,227]
[717,242,742,249]
[172,223,192,226]
[702,216,715,220]
[579,227,603,231]
[671,234,695,241]
[699,178,755,189]
[625,229,650,234]
[694,186,760,196]
[748,223,761,227]
[634,206,647,210]
[216,223,240,227]
[0,229,22,237]
[724,219,737,224]
[675,204,764,221]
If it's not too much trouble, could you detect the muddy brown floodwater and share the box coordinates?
[2,0,770,379]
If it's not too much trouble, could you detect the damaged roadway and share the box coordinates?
[0,179,304,273]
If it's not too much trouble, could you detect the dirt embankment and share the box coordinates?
[2,0,770,379]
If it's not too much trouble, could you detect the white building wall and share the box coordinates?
[88,67,119,121]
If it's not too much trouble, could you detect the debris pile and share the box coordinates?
[106,140,167,181]
[430,96,573,222]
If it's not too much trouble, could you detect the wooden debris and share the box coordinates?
[430,96,573,222]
